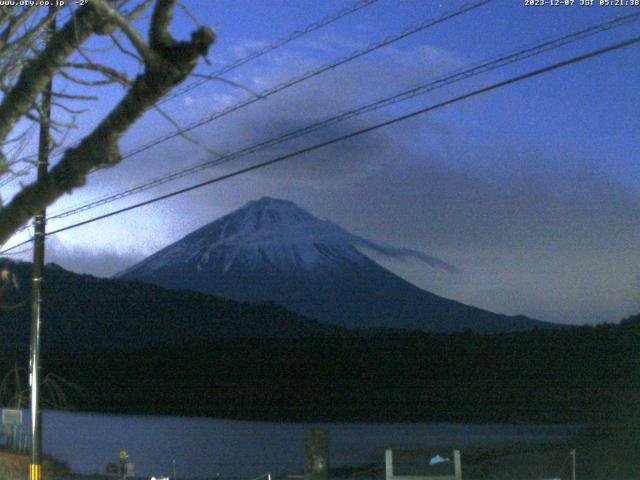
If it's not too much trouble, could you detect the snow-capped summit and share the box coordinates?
[204,196,326,243]
[117,196,456,278]
[117,197,553,333]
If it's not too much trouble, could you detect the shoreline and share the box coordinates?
[56,438,584,480]
[8,428,635,480]
[36,406,587,428]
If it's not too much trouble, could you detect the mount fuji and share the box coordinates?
[117,197,554,332]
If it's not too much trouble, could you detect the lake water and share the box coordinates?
[33,410,579,479]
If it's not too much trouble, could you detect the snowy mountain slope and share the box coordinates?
[117,197,555,332]
[117,197,456,278]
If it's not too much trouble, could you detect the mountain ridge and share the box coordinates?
[0,258,345,351]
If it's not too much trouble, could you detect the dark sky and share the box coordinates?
[3,0,640,325]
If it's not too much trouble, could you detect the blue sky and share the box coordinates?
[2,0,640,324]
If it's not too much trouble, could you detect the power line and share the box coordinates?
[0,244,33,256]
[2,34,635,255]
[3,0,490,186]
[43,11,640,222]
[2,0,494,246]
[11,0,492,215]
[0,0,383,185]
[99,0,493,167]
[31,0,491,221]
[159,0,383,105]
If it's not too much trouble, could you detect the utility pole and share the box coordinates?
[570,449,576,480]
[29,6,55,480]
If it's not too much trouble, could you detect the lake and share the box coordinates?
[32,410,579,478]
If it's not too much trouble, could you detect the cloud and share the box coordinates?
[34,38,640,325]
[45,237,145,278]
[151,42,461,187]
[356,240,458,273]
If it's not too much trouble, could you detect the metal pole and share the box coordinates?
[29,7,55,480]
[570,449,576,480]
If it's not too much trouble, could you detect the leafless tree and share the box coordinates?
[0,363,81,409]
[0,0,215,246]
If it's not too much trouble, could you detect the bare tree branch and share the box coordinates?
[65,61,132,86]
[90,0,157,65]
[0,1,215,244]
[0,6,102,144]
